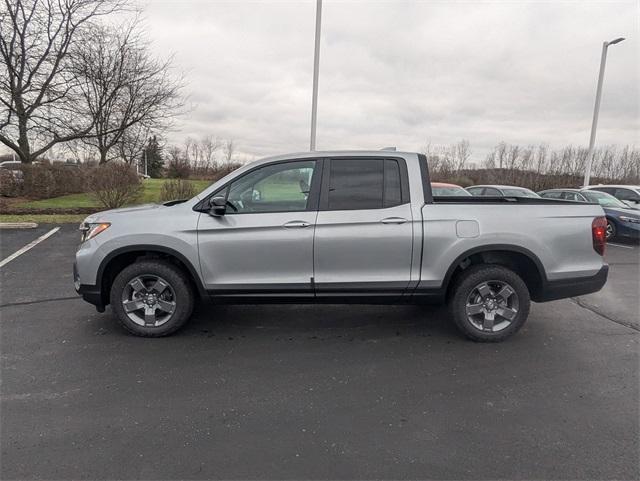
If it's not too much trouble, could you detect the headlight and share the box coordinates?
[619,216,640,224]
[79,222,111,242]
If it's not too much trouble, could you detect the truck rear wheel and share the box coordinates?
[110,259,194,337]
[449,264,530,342]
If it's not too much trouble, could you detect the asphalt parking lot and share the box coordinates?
[1,224,638,480]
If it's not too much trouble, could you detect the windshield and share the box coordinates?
[501,188,539,198]
[432,186,471,196]
[582,190,628,208]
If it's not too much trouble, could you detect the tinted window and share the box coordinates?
[467,187,484,196]
[561,192,581,201]
[614,188,640,201]
[541,191,562,199]
[328,159,402,210]
[383,159,402,207]
[226,161,316,213]
[483,188,501,196]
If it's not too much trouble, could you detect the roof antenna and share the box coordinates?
[380,146,396,151]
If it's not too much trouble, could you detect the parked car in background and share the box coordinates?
[538,188,640,240]
[583,185,640,209]
[466,185,540,198]
[430,182,471,196]
[0,160,22,171]
[0,160,24,183]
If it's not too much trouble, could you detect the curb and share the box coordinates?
[0,222,39,229]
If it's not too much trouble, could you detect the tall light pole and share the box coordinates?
[309,0,322,151]
[583,37,625,187]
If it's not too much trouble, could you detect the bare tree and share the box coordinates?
[453,139,470,171]
[117,124,150,166]
[73,19,183,164]
[0,0,126,163]
[200,135,220,170]
[223,139,235,164]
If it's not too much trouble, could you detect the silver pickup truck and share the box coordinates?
[74,151,609,341]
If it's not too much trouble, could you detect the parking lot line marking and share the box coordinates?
[607,242,634,249]
[0,227,60,269]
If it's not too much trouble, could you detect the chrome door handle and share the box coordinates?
[381,217,408,224]
[283,220,311,228]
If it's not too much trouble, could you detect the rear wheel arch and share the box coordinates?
[443,245,546,302]
[97,246,206,306]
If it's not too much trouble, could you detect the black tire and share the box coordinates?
[606,219,617,240]
[109,259,194,337]
[449,264,530,342]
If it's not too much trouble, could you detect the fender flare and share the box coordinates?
[440,243,548,293]
[96,244,207,299]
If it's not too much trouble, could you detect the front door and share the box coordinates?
[197,159,320,297]
[313,157,414,298]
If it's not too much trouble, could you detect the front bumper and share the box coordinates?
[74,262,105,312]
[535,265,609,302]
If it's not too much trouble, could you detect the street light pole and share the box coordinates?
[583,37,625,187]
[309,0,322,151]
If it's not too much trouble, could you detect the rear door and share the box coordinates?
[313,157,414,298]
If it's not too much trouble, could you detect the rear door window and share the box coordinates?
[326,158,404,210]
[614,188,640,202]
[561,192,581,201]
[541,191,562,199]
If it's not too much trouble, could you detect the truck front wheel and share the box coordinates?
[110,260,195,337]
[449,264,530,342]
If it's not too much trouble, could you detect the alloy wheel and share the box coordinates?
[121,275,177,327]
[606,222,614,239]
[465,280,520,332]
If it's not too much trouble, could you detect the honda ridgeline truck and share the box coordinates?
[74,151,609,341]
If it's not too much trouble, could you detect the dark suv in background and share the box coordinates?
[538,188,640,240]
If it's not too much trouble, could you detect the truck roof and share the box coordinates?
[257,150,418,163]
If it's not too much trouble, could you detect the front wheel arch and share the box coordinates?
[98,246,206,307]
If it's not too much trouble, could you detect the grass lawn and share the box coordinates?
[0,214,86,224]
[16,179,212,210]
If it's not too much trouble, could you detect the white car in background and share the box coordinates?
[584,185,640,209]
[466,185,540,198]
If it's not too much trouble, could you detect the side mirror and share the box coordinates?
[209,196,227,216]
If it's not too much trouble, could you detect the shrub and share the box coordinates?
[0,169,23,197]
[18,163,90,199]
[165,157,191,179]
[159,179,197,202]
[88,162,142,209]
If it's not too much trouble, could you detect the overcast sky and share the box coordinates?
[137,0,638,161]
[5,0,636,161]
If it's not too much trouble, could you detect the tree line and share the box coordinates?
[425,140,639,189]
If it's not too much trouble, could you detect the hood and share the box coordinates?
[604,206,640,218]
[83,203,162,223]
[621,201,640,210]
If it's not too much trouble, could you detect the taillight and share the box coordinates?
[592,216,607,256]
